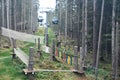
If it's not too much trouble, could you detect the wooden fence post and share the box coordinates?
[80,47,84,72]
[46,34,48,46]
[37,38,41,57]
[66,54,68,64]
[63,53,66,61]
[50,40,56,61]
[55,32,58,41]
[28,47,34,71]
[70,56,72,65]
[45,27,49,46]
[38,38,40,50]
[12,38,16,59]
[74,46,78,71]
[34,38,36,47]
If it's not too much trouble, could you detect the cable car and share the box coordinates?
[52,17,59,24]
[38,16,44,22]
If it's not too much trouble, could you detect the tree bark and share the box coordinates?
[95,0,104,79]
[65,0,68,45]
[2,0,5,27]
[70,1,73,39]
[14,0,17,31]
[6,0,12,46]
[111,0,116,79]
[85,0,88,59]
[92,0,97,68]
[82,0,87,68]
[76,0,81,51]
[59,0,62,42]
[19,0,23,31]
[115,22,119,80]
[82,0,85,68]
[0,0,5,47]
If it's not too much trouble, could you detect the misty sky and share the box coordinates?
[38,0,56,24]
[39,0,56,8]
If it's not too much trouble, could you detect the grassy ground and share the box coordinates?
[0,27,87,80]
[0,45,87,80]
[0,26,119,80]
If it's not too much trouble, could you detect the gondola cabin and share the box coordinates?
[52,18,59,24]
[38,16,44,22]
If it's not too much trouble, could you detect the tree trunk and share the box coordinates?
[111,0,116,79]
[65,0,68,45]
[59,0,62,42]
[2,0,4,27]
[23,0,25,32]
[92,0,97,68]
[95,0,104,79]
[85,0,88,59]
[76,0,81,51]
[21,0,23,31]
[115,22,119,80]
[6,0,12,46]
[14,0,17,31]
[82,0,87,68]
[82,0,85,68]
[0,0,5,47]
[70,1,73,39]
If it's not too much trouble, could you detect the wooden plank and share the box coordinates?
[23,68,84,75]
[14,48,28,66]
[74,46,78,71]
[23,69,35,75]
[2,27,44,44]
[23,69,77,75]
[34,69,77,72]
[17,48,29,59]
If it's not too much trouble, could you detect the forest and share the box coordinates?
[53,0,120,79]
[0,0,120,80]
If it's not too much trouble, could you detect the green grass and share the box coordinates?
[35,27,45,36]
[0,48,12,57]
[48,28,56,46]
[0,57,28,80]
[36,72,64,80]
[0,26,96,80]
[20,42,35,54]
